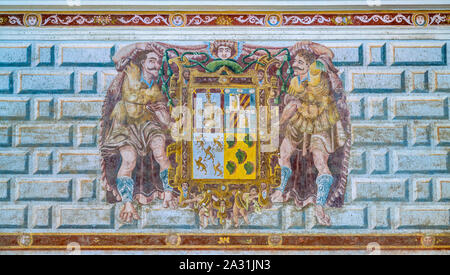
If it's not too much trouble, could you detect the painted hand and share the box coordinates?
[150,102,171,126]
[280,100,301,126]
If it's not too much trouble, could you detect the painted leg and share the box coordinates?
[117,146,140,223]
[233,204,239,228]
[199,208,208,229]
[209,206,217,225]
[150,135,177,209]
[240,208,249,225]
[314,174,333,226]
[272,138,296,203]
[312,149,333,226]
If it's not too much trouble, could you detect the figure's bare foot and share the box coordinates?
[163,191,178,209]
[157,191,165,200]
[119,202,140,223]
[302,196,315,208]
[271,190,283,203]
[315,205,331,226]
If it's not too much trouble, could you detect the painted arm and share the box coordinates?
[280,95,302,126]
[113,43,148,71]
[149,102,171,127]
[280,101,299,126]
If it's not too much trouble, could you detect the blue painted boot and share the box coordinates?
[116,176,135,202]
[316,174,333,206]
[160,169,173,192]
[275,166,292,193]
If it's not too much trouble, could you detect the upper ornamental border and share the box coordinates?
[0,11,448,27]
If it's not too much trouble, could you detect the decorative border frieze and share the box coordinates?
[0,11,448,28]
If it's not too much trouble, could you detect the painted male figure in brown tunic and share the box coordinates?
[100,43,177,223]
[272,44,351,226]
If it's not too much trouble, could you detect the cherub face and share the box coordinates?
[292,54,310,76]
[141,51,161,78]
[173,15,184,26]
[416,15,425,25]
[269,16,278,25]
[217,46,232,59]
[423,236,434,246]
[167,235,178,245]
[27,15,38,26]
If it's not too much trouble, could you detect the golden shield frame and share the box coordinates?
[166,56,282,206]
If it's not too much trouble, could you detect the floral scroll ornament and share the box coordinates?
[354,14,413,25]
[186,15,217,26]
[93,15,114,26]
[234,15,265,26]
[429,14,447,25]
[284,14,331,25]
[0,16,6,25]
[332,16,353,25]
[216,16,234,26]
[117,15,170,26]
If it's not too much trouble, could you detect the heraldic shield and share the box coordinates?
[167,60,282,214]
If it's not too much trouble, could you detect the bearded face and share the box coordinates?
[141,52,161,79]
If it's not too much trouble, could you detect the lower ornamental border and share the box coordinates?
[0,233,448,251]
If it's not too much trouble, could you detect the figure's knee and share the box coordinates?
[120,147,137,172]
[312,149,330,174]
[280,154,291,166]
[150,136,167,160]
[279,140,295,166]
